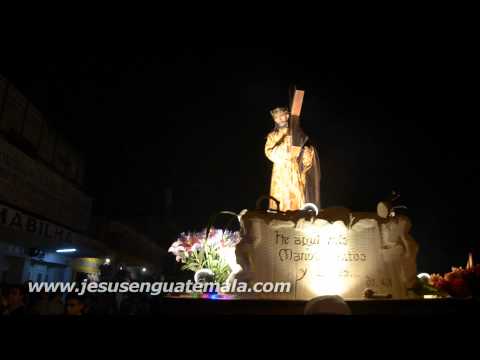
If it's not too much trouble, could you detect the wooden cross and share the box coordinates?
[289,86,306,154]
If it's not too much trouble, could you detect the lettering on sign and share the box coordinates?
[236,211,417,300]
[0,204,73,244]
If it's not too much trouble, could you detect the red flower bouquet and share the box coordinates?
[428,265,480,298]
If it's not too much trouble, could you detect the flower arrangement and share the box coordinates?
[411,264,480,298]
[168,228,241,284]
[430,265,480,298]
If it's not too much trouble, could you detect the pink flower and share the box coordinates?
[191,242,202,252]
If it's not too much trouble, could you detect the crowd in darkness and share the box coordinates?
[0,269,168,316]
[0,282,165,316]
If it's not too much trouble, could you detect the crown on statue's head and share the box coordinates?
[270,107,290,118]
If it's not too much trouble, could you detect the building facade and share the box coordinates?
[0,74,106,284]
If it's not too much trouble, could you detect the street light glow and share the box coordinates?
[56,248,77,253]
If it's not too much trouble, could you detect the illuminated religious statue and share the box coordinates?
[265,104,321,212]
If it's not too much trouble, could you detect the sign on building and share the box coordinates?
[0,137,92,231]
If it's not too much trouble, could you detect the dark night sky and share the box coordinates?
[1,45,477,273]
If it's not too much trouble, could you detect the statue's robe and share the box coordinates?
[265,127,315,211]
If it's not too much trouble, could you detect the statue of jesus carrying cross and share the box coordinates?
[265,88,321,212]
